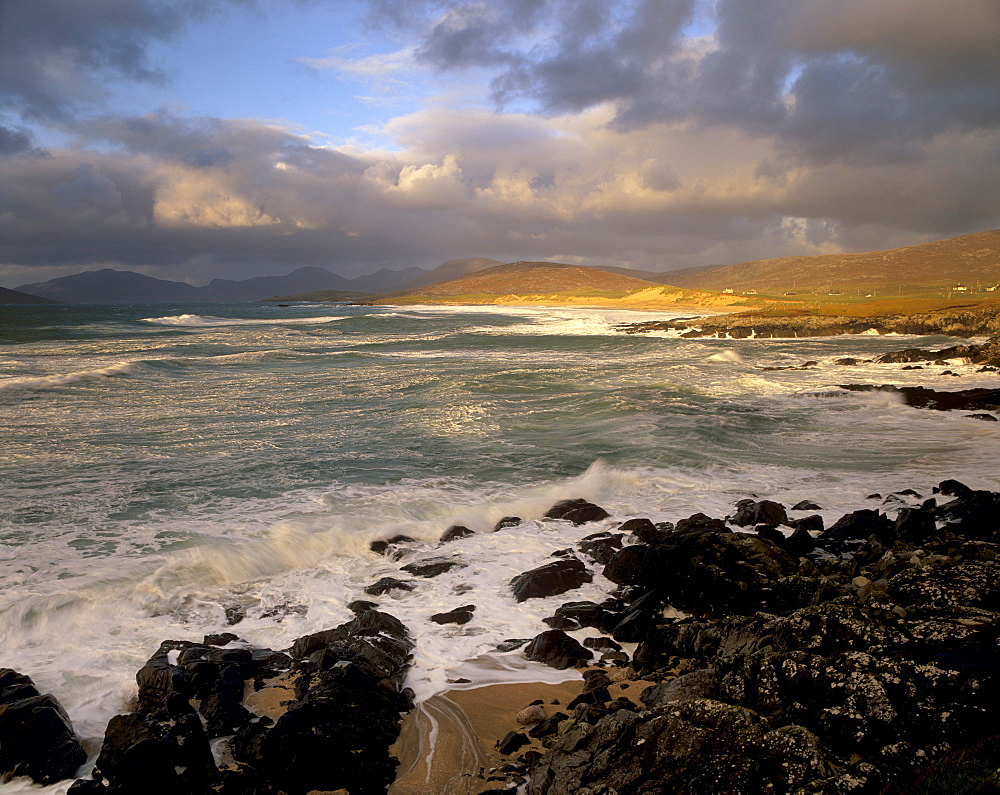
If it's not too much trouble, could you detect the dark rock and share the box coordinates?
[893,507,936,541]
[788,514,824,533]
[731,499,788,527]
[936,479,973,498]
[231,611,413,794]
[68,780,107,793]
[838,384,1000,412]
[834,358,861,365]
[496,639,530,652]
[817,509,892,552]
[363,577,414,595]
[577,531,625,564]
[550,601,614,631]
[543,498,611,525]
[369,534,415,555]
[93,713,189,792]
[934,489,1000,539]
[528,712,568,738]
[583,636,622,652]
[604,530,799,615]
[524,630,593,670]
[347,599,379,613]
[528,699,837,794]
[510,557,593,602]
[493,516,522,532]
[400,558,465,578]
[224,605,245,625]
[783,525,821,558]
[674,512,729,534]
[792,500,822,511]
[612,591,663,643]
[430,605,476,625]
[204,632,240,647]
[0,681,87,785]
[618,518,665,545]
[496,731,530,755]
[440,525,474,543]
[968,412,998,421]
[756,525,785,545]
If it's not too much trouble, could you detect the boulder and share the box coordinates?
[493,516,522,531]
[510,558,593,602]
[364,576,414,595]
[543,499,611,525]
[731,499,788,528]
[430,605,476,625]
[369,534,415,555]
[673,512,728,534]
[400,558,465,577]
[440,525,474,543]
[577,531,625,564]
[524,630,593,670]
[0,678,87,786]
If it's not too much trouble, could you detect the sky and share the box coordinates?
[1,0,999,286]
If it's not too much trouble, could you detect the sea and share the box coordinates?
[1,301,998,790]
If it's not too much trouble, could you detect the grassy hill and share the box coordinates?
[367,260,771,311]
[666,229,1000,298]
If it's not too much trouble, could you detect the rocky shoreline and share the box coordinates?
[2,483,999,793]
[615,306,1000,369]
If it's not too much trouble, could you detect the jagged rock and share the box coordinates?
[0,673,86,786]
[577,531,624,564]
[347,599,379,613]
[231,611,413,794]
[369,534,415,555]
[510,557,593,602]
[816,509,893,552]
[524,630,593,670]
[527,699,837,794]
[674,512,728,533]
[440,525,474,543]
[934,489,1000,539]
[497,731,530,755]
[549,601,615,632]
[493,516,522,531]
[731,499,788,527]
[430,605,476,625]
[543,498,610,525]
[364,576,415,595]
[603,530,799,615]
[839,384,1000,412]
[400,558,466,577]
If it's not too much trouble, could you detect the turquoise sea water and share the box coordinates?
[1,301,998,789]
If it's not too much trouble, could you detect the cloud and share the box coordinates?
[0,1,997,284]
[0,0,250,122]
[369,0,1000,165]
[3,103,996,285]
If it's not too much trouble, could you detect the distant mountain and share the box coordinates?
[376,260,662,300]
[16,266,389,304]
[393,257,504,291]
[348,267,426,293]
[666,229,1000,294]
[0,285,59,304]
[16,269,206,304]
[203,267,353,302]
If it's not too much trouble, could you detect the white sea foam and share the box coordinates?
[141,313,346,326]
[0,361,144,392]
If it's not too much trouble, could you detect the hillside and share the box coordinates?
[368,260,769,311]
[377,261,661,299]
[666,229,1000,294]
[0,286,58,304]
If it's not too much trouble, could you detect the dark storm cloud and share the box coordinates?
[0,0,250,122]
[374,0,1000,164]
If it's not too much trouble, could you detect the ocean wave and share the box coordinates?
[140,313,346,327]
[0,361,146,392]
